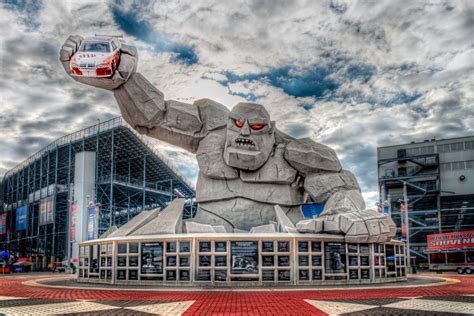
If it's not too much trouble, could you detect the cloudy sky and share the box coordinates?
[0,0,473,207]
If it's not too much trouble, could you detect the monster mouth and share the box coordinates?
[234,137,256,149]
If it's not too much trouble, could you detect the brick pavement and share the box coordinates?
[0,274,471,315]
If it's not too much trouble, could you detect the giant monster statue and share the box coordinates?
[60,35,396,243]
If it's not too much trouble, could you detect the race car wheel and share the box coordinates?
[457,267,464,274]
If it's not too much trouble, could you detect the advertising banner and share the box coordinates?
[231,241,258,274]
[69,203,77,242]
[16,206,27,231]
[0,213,6,235]
[87,206,95,240]
[141,242,163,274]
[427,230,474,250]
[39,196,54,225]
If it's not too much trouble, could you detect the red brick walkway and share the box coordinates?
[0,274,472,315]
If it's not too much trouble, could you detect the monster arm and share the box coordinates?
[60,35,228,153]
[114,73,207,153]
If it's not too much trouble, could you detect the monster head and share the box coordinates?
[224,103,275,170]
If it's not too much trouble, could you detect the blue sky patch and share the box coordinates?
[110,3,198,65]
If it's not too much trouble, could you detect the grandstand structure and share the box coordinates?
[378,136,474,264]
[1,117,195,267]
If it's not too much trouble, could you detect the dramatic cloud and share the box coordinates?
[0,0,473,207]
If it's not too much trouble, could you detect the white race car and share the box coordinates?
[70,36,122,78]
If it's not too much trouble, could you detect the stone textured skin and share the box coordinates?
[284,138,342,176]
[304,170,359,203]
[109,208,161,237]
[249,223,277,233]
[60,35,396,243]
[275,205,297,233]
[132,199,184,235]
[185,221,216,233]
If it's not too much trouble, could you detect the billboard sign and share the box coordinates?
[0,213,6,235]
[16,206,27,231]
[70,203,77,242]
[39,196,54,225]
[87,206,95,240]
[427,230,474,251]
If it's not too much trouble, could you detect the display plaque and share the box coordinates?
[299,255,309,266]
[361,269,370,279]
[107,257,112,267]
[348,244,358,253]
[100,270,105,279]
[129,243,139,253]
[117,269,126,280]
[199,241,211,252]
[262,241,274,252]
[278,241,290,252]
[106,269,112,279]
[167,256,177,267]
[129,256,138,267]
[215,256,227,267]
[129,270,138,280]
[100,257,106,267]
[262,256,274,267]
[215,241,227,252]
[231,241,258,274]
[199,255,211,267]
[180,241,190,252]
[117,256,126,267]
[180,256,190,267]
[166,270,176,281]
[298,241,309,252]
[311,241,321,252]
[349,256,358,266]
[278,269,290,281]
[349,269,358,279]
[167,242,177,253]
[215,270,227,281]
[312,255,322,266]
[141,242,163,274]
[312,269,322,280]
[361,256,369,266]
[117,243,127,254]
[299,269,309,281]
[262,270,274,281]
[179,270,190,281]
[278,256,290,267]
[360,244,369,253]
[197,269,211,281]
[324,242,346,273]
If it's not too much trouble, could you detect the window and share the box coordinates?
[79,41,111,53]
[465,141,474,150]
[447,252,465,264]
[452,161,465,170]
[438,144,450,153]
[440,163,451,171]
[111,41,117,50]
[466,160,474,169]
[420,146,434,155]
[451,142,464,152]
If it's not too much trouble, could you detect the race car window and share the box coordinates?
[111,41,117,51]
[80,42,111,53]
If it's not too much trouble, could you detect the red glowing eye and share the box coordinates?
[235,119,244,128]
[250,124,264,130]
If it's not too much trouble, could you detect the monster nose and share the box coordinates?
[240,121,251,136]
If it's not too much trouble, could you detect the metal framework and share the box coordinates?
[0,117,196,263]
[379,149,474,263]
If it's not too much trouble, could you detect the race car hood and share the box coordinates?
[75,52,109,66]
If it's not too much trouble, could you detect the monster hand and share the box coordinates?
[296,190,396,243]
[59,35,138,90]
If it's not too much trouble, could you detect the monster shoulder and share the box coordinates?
[282,135,342,175]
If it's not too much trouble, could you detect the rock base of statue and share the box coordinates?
[77,232,407,286]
